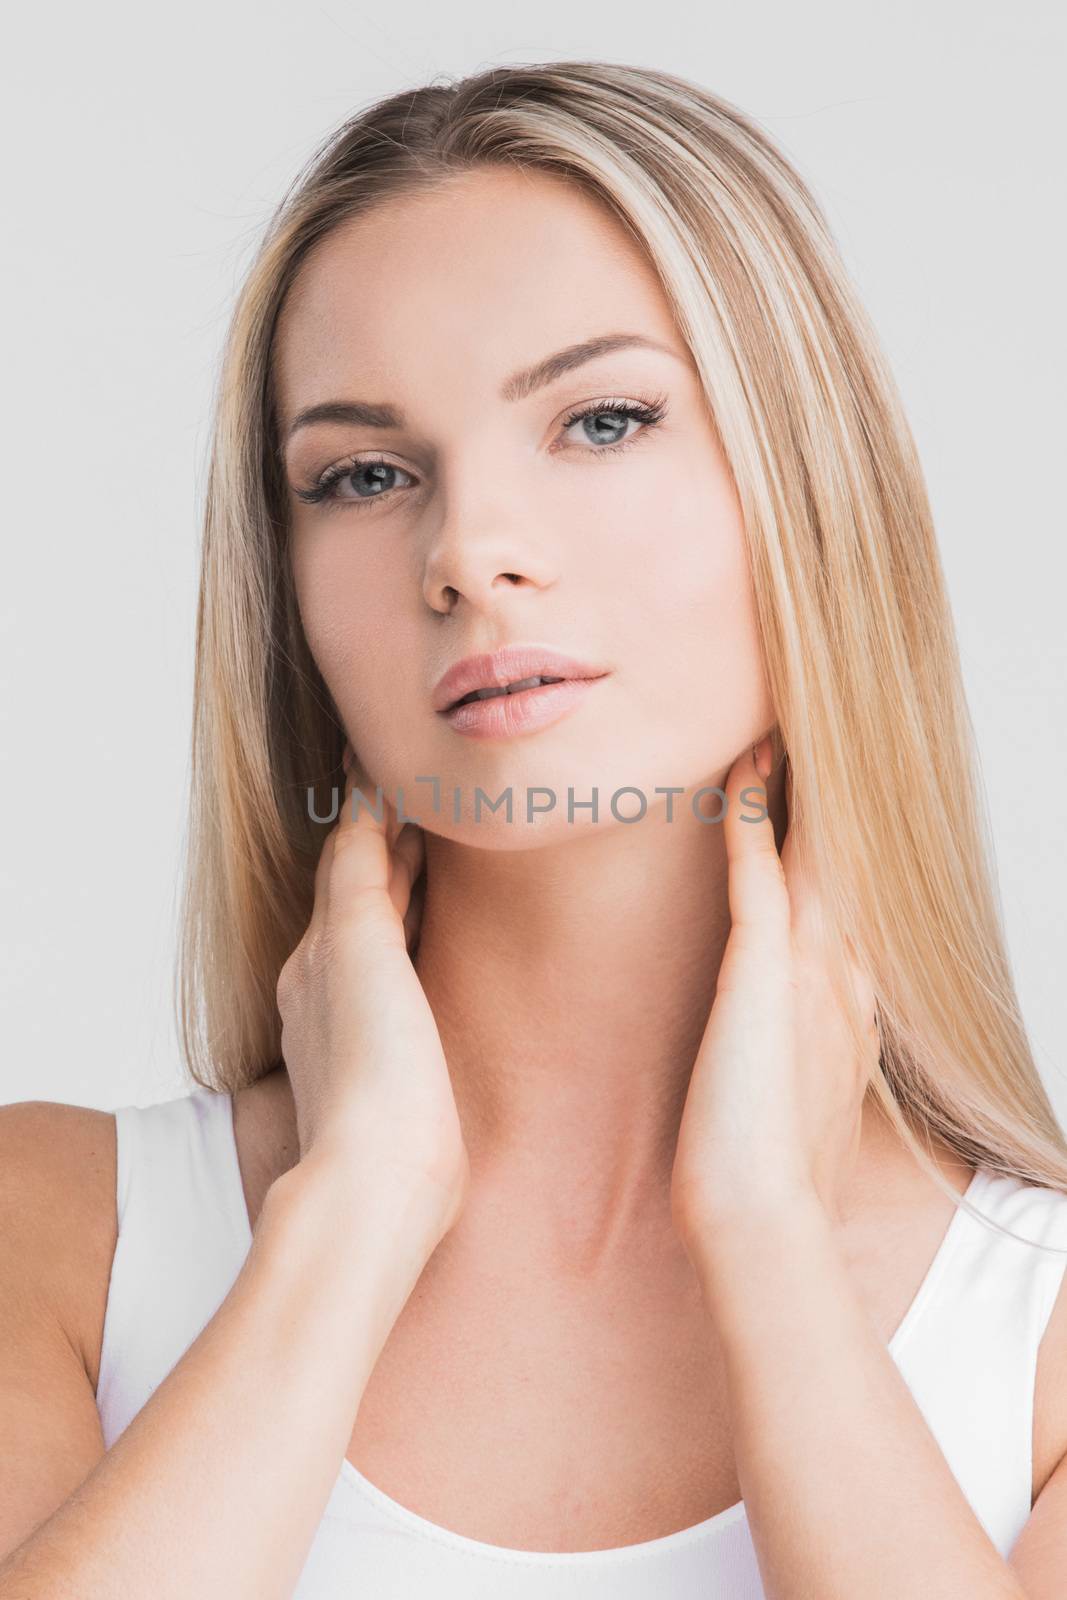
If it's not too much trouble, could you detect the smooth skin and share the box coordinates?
[1,164,1066,1594]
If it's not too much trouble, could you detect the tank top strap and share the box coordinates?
[95,1088,252,1449]
[890,1168,1067,1557]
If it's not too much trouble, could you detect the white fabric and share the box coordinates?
[95,1087,1067,1596]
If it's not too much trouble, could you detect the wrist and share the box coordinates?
[683,1184,833,1294]
[263,1150,447,1320]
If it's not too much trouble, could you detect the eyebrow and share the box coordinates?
[283,332,684,445]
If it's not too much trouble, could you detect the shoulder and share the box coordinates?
[868,1146,1067,1504]
[1024,1176,1067,1499]
[0,1099,119,1391]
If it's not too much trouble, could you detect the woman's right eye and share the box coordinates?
[293,457,416,508]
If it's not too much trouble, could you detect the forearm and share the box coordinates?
[691,1195,1025,1600]
[0,1159,407,1600]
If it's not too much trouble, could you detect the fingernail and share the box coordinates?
[752,735,772,779]
[341,741,353,773]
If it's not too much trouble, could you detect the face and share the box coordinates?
[274,165,773,844]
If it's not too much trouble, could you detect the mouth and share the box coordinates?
[440,672,607,741]
[432,645,612,718]
[446,673,568,712]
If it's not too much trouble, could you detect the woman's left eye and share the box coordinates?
[557,396,669,454]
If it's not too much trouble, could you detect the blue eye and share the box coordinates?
[292,393,669,510]
[293,457,415,508]
[558,397,668,452]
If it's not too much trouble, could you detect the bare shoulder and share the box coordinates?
[0,1099,118,1391]
[1031,1180,1067,1499]
[0,1100,120,1551]
[845,1114,1067,1500]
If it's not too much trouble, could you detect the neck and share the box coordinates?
[412,761,788,1268]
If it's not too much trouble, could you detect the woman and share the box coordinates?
[1,59,1065,1599]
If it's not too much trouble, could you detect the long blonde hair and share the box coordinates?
[177,60,1067,1230]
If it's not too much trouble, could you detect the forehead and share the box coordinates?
[273,166,679,416]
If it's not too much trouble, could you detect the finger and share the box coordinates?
[403,867,427,953]
[341,739,407,854]
[328,754,394,909]
[388,821,425,923]
[305,757,351,940]
[784,821,875,1009]
[843,947,879,1050]
[306,824,337,943]
[778,800,878,1048]
[779,813,827,952]
[722,737,790,951]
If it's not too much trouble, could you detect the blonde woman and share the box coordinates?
[1,60,1065,1600]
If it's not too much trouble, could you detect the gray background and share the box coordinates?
[2,0,1064,1117]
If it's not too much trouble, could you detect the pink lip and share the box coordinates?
[432,644,611,715]
[441,675,606,739]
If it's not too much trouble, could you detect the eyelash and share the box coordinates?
[292,394,670,510]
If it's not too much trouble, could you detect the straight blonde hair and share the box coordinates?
[177,60,1067,1240]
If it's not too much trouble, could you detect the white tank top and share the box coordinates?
[95,1087,1067,1596]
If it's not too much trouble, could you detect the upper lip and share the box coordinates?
[433,644,611,713]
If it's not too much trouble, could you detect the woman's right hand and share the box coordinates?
[275,744,469,1275]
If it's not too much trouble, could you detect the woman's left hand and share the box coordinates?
[670,735,880,1251]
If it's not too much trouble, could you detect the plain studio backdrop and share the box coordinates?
[1,1,1063,1118]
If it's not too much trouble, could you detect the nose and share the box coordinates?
[421,492,558,616]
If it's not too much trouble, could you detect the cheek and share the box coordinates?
[591,462,771,745]
[290,533,409,722]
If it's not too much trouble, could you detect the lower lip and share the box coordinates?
[439,676,607,739]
